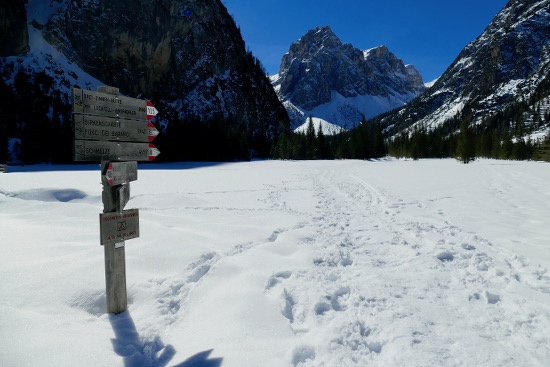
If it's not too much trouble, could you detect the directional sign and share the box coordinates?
[74,140,160,162]
[102,161,138,186]
[74,115,159,142]
[100,209,140,246]
[72,88,158,121]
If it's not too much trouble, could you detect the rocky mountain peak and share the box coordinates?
[272,27,425,128]
[298,26,342,48]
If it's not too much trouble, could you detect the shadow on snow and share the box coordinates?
[109,311,223,367]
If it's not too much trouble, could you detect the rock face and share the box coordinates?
[0,0,290,163]
[0,0,29,56]
[43,0,288,135]
[272,26,425,128]
[382,0,550,136]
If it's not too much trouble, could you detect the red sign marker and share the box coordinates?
[148,143,161,161]
[148,122,159,142]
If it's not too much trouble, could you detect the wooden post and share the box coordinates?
[98,84,128,314]
[101,160,128,314]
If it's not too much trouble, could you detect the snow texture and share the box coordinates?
[1,159,550,366]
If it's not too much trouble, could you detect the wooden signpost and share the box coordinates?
[74,140,160,162]
[74,115,159,142]
[72,86,160,314]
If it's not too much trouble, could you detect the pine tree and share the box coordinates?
[306,115,316,139]
[316,123,328,159]
[534,133,550,161]
[456,117,476,163]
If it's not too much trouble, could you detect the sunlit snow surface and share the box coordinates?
[1,159,550,366]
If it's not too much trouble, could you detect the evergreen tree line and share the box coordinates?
[272,116,386,160]
[3,60,548,164]
[387,116,549,162]
[387,72,550,163]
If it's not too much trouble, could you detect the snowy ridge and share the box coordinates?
[293,117,345,136]
[285,91,414,130]
[2,159,550,366]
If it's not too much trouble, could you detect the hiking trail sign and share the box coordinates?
[74,140,161,162]
[72,86,159,314]
[74,115,159,142]
[72,87,160,162]
[72,87,158,120]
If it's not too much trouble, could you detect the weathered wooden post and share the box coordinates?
[72,86,159,314]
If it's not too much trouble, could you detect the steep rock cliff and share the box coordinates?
[0,0,29,57]
[272,26,425,128]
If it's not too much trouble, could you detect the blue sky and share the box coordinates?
[220,0,509,82]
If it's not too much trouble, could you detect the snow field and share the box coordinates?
[1,159,550,366]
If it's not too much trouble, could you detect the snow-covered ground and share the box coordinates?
[1,159,550,367]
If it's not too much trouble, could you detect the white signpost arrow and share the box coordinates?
[146,101,159,121]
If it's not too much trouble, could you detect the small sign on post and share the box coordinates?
[102,161,138,186]
[72,86,160,315]
[100,209,140,246]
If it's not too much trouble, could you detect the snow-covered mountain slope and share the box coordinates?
[271,26,425,130]
[293,117,345,135]
[3,0,104,94]
[381,0,550,140]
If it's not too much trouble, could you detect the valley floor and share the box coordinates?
[1,159,549,366]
